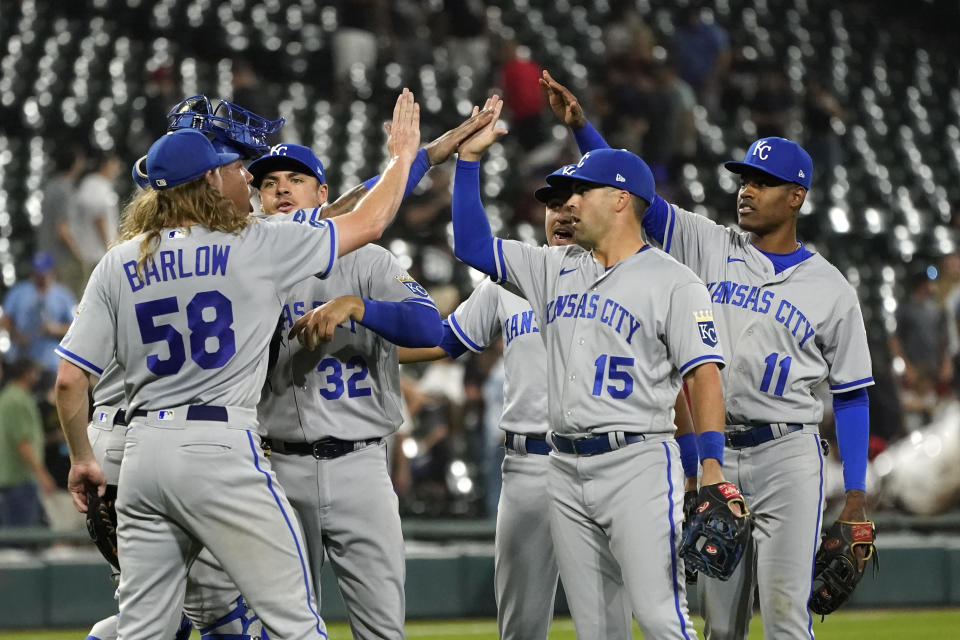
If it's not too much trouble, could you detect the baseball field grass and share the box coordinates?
[2,608,959,639]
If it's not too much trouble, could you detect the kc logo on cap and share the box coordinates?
[724,137,813,189]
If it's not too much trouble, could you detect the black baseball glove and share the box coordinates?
[809,520,877,616]
[86,484,120,571]
[679,481,751,581]
[682,489,700,584]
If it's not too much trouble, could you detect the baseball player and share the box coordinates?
[54,90,422,639]
[243,109,491,640]
[397,164,635,640]
[541,71,873,638]
[84,96,285,640]
[450,96,737,640]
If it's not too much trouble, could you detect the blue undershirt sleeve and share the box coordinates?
[452,158,498,277]
[439,319,469,359]
[362,148,431,197]
[640,195,670,246]
[833,388,870,492]
[572,120,611,154]
[359,299,443,347]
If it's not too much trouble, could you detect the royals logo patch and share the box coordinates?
[695,309,718,347]
[395,275,429,297]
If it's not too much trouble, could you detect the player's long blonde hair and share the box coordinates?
[119,175,250,277]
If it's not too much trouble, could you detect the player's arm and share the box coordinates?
[331,90,421,255]
[833,387,870,526]
[399,316,474,363]
[682,362,727,487]
[539,70,611,153]
[289,295,442,349]
[55,359,106,512]
[674,385,699,492]
[452,96,509,277]
[324,109,495,219]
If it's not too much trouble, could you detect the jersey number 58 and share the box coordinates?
[135,291,236,375]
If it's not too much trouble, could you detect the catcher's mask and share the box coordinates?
[166,95,285,160]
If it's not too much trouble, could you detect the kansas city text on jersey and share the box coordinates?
[124,244,230,292]
[502,309,539,345]
[706,280,815,348]
[544,292,642,344]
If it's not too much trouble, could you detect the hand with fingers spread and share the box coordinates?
[539,70,587,129]
[68,458,107,513]
[424,108,497,165]
[289,296,365,350]
[458,95,509,162]
[385,89,422,164]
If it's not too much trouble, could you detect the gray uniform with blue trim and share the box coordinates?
[649,202,873,639]
[448,278,632,639]
[86,364,265,640]
[58,218,338,640]
[490,238,724,639]
[258,207,436,639]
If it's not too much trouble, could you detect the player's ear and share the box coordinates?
[203,167,219,188]
[789,185,807,211]
[316,182,329,206]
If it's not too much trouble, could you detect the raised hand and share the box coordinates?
[425,108,497,165]
[458,95,508,162]
[288,296,365,349]
[539,70,587,129]
[386,89,421,164]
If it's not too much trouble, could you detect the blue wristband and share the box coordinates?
[697,431,726,465]
[676,432,699,478]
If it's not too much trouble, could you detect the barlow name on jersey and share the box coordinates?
[123,244,231,292]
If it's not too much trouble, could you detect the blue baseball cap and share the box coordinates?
[534,164,576,203]
[131,155,149,189]
[32,251,54,272]
[545,148,656,204]
[145,129,240,190]
[724,137,813,189]
[248,143,325,188]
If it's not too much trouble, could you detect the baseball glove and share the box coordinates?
[86,484,120,571]
[679,481,751,581]
[682,489,700,584]
[808,520,877,616]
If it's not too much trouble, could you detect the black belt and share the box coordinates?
[726,423,803,449]
[114,409,127,426]
[130,406,229,422]
[551,431,646,456]
[504,432,551,455]
[262,437,382,460]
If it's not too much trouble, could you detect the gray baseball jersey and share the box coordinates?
[57,218,338,419]
[491,240,726,435]
[647,202,873,639]
[58,218,337,639]
[256,207,432,639]
[449,276,632,640]
[259,243,434,441]
[447,277,549,436]
[650,203,874,420]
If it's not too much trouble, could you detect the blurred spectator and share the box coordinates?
[889,269,952,429]
[942,254,960,395]
[232,58,280,122]
[38,142,87,298]
[500,42,544,152]
[604,1,657,64]
[480,353,505,517]
[644,60,698,184]
[73,149,122,287]
[803,79,845,179]
[748,64,794,139]
[0,358,55,532]
[440,0,490,79]
[599,56,654,158]
[332,0,387,99]
[1,253,77,386]
[140,64,180,140]
[670,4,730,118]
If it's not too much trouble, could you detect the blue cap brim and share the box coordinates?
[724,160,797,186]
[217,151,241,167]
